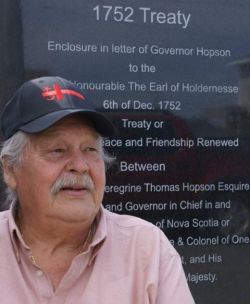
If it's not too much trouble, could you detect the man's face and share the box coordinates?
[8,116,106,224]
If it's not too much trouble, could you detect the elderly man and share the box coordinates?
[0,76,194,303]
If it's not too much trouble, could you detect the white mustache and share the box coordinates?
[51,174,95,194]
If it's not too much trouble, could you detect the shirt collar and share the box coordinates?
[91,206,107,246]
[87,206,107,265]
[8,203,27,262]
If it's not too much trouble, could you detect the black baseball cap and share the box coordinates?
[0,76,115,140]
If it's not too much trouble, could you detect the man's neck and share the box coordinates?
[16,207,97,255]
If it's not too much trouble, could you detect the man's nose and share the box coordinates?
[65,151,90,174]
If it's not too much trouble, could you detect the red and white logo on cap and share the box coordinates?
[42,83,85,101]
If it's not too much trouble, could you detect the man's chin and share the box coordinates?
[54,202,99,223]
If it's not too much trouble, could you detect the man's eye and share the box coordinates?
[51,148,65,154]
[85,147,98,152]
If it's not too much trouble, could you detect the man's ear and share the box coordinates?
[2,159,17,190]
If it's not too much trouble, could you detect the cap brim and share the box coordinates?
[19,109,115,137]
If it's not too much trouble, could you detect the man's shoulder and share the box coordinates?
[103,208,165,242]
[0,210,11,237]
[104,208,156,229]
[102,209,178,258]
[0,210,10,221]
